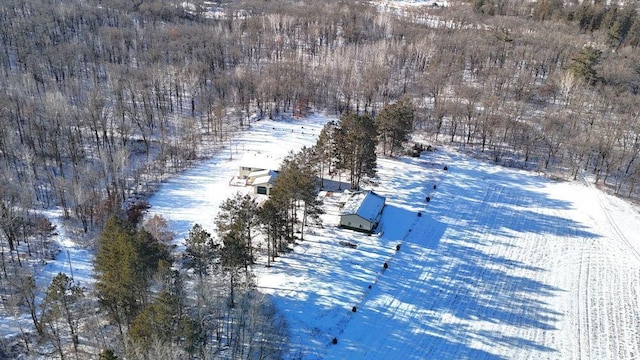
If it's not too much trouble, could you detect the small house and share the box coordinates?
[340,191,386,233]
[247,169,279,195]
[238,166,266,179]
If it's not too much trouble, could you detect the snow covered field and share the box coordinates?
[12,113,638,358]
[143,114,640,359]
[146,114,327,245]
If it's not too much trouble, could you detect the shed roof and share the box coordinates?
[342,191,386,222]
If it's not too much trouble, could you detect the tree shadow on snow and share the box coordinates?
[263,152,593,359]
[321,152,589,359]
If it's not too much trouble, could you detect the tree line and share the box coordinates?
[0,0,638,245]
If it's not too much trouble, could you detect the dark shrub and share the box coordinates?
[426,197,431,202]
[396,244,401,251]
[383,262,388,269]
[352,306,357,312]
[443,166,448,171]
[126,200,150,225]
[332,337,338,344]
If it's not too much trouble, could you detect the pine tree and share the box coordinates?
[94,215,140,335]
[216,193,258,266]
[220,230,251,308]
[95,215,171,335]
[257,199,286,266]
[272,149,324,241]
[315,121,337,188]
[129,291,180,351]
[133,228,172,301]
[569,46,602,85]
[335,113,378,189]
[184,224,216,282]
[376,97,414,156]
[216,194,257,308]
[607,20,623,48]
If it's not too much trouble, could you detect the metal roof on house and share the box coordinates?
[342,191,386,222]
[251,170,279,186]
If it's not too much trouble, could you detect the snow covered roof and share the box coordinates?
[342,191,386,222]
[248,169,271,178]
[251,170,279,186]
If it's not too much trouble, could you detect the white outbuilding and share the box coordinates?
[234,166,280,195]
[247,169,279,195]
[339,191,386,233]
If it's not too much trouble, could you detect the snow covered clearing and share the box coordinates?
[10,113,638,359]
[252,147,640,359]
[143,113,640,359]
[146,115,327,247]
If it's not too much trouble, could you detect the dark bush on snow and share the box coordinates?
[352,306,357,312]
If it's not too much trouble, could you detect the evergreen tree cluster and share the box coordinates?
[314,99,414,190]
[258,148,324,265]
[92,205,286,358]
[94,213,179,353]
[479,0,640,50]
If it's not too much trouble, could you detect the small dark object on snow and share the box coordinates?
[368,284,372,289]
[418,212,422,217]
[407,143,424,157]
[352,306,357,312]
[396,244,401,251]
[433,184,437,189]
[426,197,431,202]
[339,241,358,249]
[332,337,338,345]
[443,166,448,171]
[383,262,389,269]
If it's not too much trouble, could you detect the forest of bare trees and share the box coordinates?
[1,0,639,357]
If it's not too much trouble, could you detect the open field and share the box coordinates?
[142,114,640,359]
[13,114,637,358]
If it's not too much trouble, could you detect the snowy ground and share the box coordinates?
[250,149,640,359]
[146,114,327,247]
[144,113,640,359]
[7,113,639,359]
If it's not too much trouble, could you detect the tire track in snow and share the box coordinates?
[574,176,640,359]
[581,175,640,262]
[577,244,592,360]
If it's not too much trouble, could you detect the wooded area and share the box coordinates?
[1,0,639,358]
